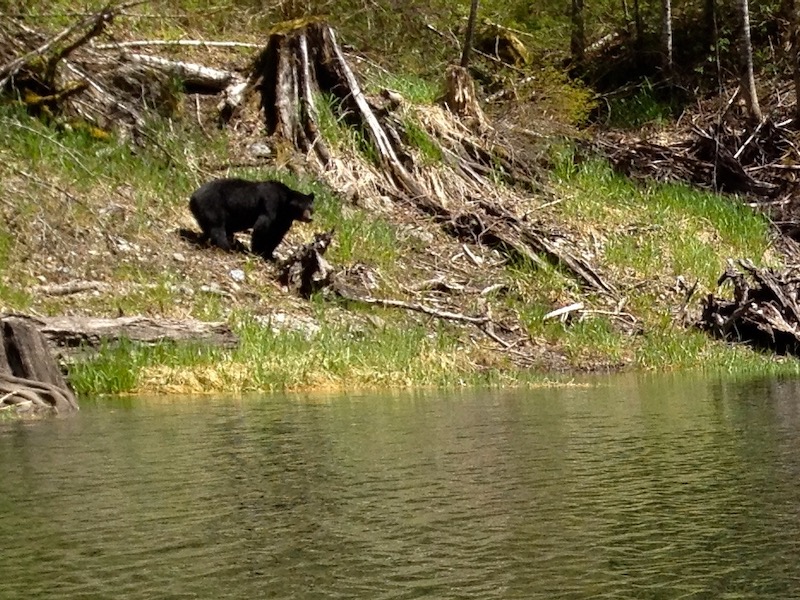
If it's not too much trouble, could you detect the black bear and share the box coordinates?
[189,178,314,260]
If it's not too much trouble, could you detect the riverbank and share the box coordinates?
[2,5,800,398]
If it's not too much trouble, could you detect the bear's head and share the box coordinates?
[290,192,315,223]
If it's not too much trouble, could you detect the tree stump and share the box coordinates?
[441,64,487,132]
[0,317,78,415]
[278,229,335,298]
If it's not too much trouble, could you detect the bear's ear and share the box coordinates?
[307,192,315,204]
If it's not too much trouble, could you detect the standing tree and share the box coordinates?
[443,0,485,129]
[461,0,480,68]
[705,0,722,91]
[738,0,763,122]
[791,0,800,123]
[633,0,644,57]
[660,0,673,76]
[571,0,585,69]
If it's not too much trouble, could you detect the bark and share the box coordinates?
[738,0,763,123]
[791,0,800,123]
[660,0,673,77]
[278,230,335,298]
[5,314,238,353]
[571,0,585,69]
[442,64,487,130]
[0,317,78,414]
[460,0,480,68]
[633,0,644,56]
[705,0,722,92]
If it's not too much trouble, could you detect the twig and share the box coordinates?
[34,280,109,296]
[349,294,490,324]
[733,118,766,160]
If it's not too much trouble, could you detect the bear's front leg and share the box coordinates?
[251,214,280,260]
[208,227,233,251]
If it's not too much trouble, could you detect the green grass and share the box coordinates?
[68,315,536,396]
[603,81,681,129]
[3,4,795,391]
[402,119,443,165]
[364,72,440,105]
[68,338,226,396]
[551,156,772,288]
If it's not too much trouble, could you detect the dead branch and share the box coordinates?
[123,52,243,91]
[336,292,490,324]
[698,259,800,355]
[0,0,145,89]
[93,39,262,50]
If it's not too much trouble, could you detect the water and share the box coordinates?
[2,374,800,599]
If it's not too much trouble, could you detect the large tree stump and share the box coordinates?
[249,21,614,297]
[0,317,78,415]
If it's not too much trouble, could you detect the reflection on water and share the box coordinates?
[2,375,800,599]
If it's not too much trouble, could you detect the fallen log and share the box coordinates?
[2,314,238,354]
[0,317,78,414]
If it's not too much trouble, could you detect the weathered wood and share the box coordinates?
[251,21,614,296]
[278,229,335,298]
[123,52,243,92]
[441,64,487,131]
[4,315,239,351]
[698,259,800,355]
[0,317,78,414]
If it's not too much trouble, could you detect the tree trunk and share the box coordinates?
[633,0,644,57]
[571,0,585,69]
[738,0,763,122]
[705,0,722,92]
[460,0,480,68]
[6,314,237,355]
[248,21,615,296]
[791,0,800,123]
[660,0,673,76]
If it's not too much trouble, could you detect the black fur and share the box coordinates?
[189,178,314,260]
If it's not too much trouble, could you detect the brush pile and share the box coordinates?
[0,1,246,132]
[698,259,800,355]
[595,95,800,236]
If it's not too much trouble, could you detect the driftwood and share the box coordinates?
[4,314,238,353]
[277,229,335,298]
[0,317,78,414]
[698,259,800,354]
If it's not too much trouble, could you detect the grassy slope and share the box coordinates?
[2,2,799,395]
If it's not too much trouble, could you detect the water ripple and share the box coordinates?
[2,377,800,598]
